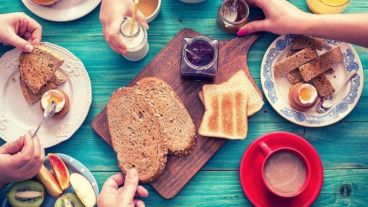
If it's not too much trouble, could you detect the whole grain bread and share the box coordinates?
[291,36,324,51]
[19,45,64,94]
[286,49,303,84]
[135,77,195,156]
[299,46,343,82]
[310,74,335,97]
[107,87,168,183]
[274,48,318,77]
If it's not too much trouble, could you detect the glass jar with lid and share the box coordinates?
[217,0,249,34]
[119,17,149,61]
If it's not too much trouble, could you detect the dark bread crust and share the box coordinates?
[107,87,168,183]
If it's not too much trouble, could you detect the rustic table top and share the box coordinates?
[1,0,368,206]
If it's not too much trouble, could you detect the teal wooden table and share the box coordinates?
[1,0,368,206]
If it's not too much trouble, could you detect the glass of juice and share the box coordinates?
[306,0,351,14]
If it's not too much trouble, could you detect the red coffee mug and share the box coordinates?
[259,141,311,198]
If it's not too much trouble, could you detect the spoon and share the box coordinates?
[185,48,201,60]
[317,70,357,113]
[224,0,238,22]
[32,101,57,138]
[130,0,139,36]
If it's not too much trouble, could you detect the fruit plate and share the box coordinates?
[0,42,92,148]
[22,0,101,22]
[260,35,364,127]
[1,153,99,207]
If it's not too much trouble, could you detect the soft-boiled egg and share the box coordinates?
[289,83,318,111]
[41,90,66,113]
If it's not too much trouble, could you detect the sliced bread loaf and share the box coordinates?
[136,77,195,156]
[19,45,64,94]
[107,87,168,183]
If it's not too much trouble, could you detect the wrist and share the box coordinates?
[289,12,315,35]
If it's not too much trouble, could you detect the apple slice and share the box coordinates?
[48,153,70,191]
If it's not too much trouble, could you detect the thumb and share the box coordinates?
[4,33,34,52]
[120,168,139,206]
[237,20,268,36]
[136,10,149,30]
[0,136,25,155]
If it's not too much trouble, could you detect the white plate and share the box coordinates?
[22,0,101,22]
[0,42,92,148]
[261,35,364,127]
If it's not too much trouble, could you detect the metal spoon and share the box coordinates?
[185,48,201,60]
[32,101,57,138]
[317,70,357,113]
[224,0,238,22]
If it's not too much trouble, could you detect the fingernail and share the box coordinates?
[24,44,33,52]
[129,168,138,177]
[18,136,25,147]
[237,28,248,37]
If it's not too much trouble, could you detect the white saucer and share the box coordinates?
[22,0,101,22]
[0,42,92,148]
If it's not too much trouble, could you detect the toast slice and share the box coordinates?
[199,85,248,139]
[19,45,64,94]
[20,71,67,104]
[299,46,343,82]
[274,48,318,77]
[135,77,195,156]
[310,74,335,97]
[107,87,168,183]
[199,70,263,116]
[291,36,324,51]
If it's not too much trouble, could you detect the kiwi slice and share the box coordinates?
[54,193,85,207]
[7,180,45,207]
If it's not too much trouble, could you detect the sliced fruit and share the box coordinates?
[7,180,45,207]
[36,165,63,197]
[54,193,85,207]
[70,173,96,207]
[48,153,70,190]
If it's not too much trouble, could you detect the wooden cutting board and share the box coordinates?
[92,28,261,199]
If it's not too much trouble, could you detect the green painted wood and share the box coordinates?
[1,0,368,206]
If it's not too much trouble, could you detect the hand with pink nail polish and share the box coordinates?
[98,169,149,207]
[100,0,149,55]
[0,12,42,52]
[237,0,307,36]
[0,131,45,189]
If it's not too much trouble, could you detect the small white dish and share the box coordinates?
[145,0,161,23]
[22,0,101,22]
[0,42,92,148]
[260,35,364,127]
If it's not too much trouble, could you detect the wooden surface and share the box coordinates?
[1,0,368,206]
[91,28,261,199]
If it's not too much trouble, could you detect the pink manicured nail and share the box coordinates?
[237,29,248,37]
[24,44,33,52]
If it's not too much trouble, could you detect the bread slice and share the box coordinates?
[135,77,195,156]
[199,85,248,139]
[19,45,64,94]
[299,46,343,82]
[286,49,303,84]
[199,70,263,116]
[107,87,168,183]
[274,48,318,77]
[20,71,67,104]
[291,36,324,51]
[310,74,335,97]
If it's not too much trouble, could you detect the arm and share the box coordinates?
[238,0,368,48]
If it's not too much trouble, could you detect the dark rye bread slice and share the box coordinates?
[20,70,67,104]
[19,45,64,94]
[299,46,343,82]
[274,48,318,77]
[310,74,335,97]
[107,87,168,183]
[135,77,196,156]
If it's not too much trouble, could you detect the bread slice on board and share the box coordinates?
[107,87,168,183]
[19,45,64,94]
[199,70,264,116]
[199,85,248,139]
[135,77,196,156]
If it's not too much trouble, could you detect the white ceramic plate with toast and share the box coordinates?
[0,42,92,148]
[261,35,363,127]
[22,0,101,22]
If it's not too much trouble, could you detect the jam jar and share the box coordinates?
[217,0,249,34]
[119,17,149,61]
[180,36,219,81]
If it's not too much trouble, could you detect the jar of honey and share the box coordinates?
[217,0,249,34]
[306,0,351,14]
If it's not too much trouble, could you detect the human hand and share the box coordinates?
[0,131,45,189]
[237,0,309,36]
[99,0,149,55]
[0,12,42,52]
[98,169,149,207]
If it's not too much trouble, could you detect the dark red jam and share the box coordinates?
[186,40,215,67]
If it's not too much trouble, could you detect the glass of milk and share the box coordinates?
[119,17,149,61]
